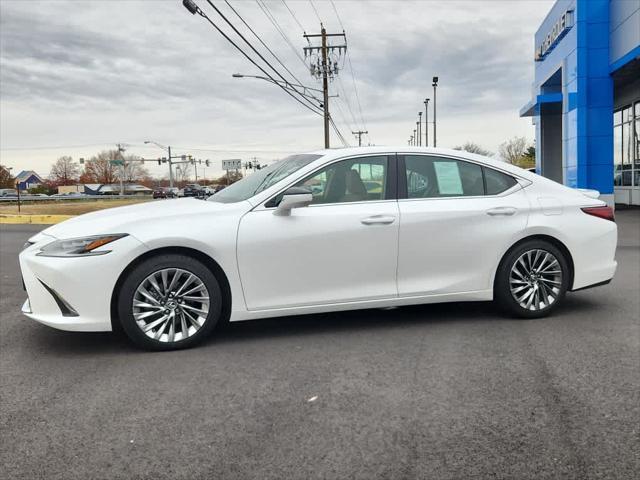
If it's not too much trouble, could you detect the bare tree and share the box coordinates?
[82,150,120,184]
[120,156,150,183]
[49,156,80,186]
[453,142,493,157]
[174,163,193,186]
[0,165,15,188]
[499,136,528,165]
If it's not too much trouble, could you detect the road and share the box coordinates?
[1,211,638,480]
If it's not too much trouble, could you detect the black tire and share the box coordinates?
[494,239,570,318]
[117,254,222,350]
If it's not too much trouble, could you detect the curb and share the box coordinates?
[0,214,75,225]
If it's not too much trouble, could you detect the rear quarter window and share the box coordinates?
[484,168,517,195]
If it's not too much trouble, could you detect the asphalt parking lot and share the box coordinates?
[1,211,639,480]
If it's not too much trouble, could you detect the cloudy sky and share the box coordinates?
[0,0,554,179]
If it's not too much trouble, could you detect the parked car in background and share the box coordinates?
[153,187,178,199]
[183,183,205,198]
[18,147,617,351]
[0,188,18,197]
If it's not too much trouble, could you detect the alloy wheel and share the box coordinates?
[132,268,210,343]
[509,249,563,311]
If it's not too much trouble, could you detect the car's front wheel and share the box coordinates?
[117,254,222,350]
[494,240,570,318]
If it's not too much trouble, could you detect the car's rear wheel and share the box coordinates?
[117,254,222,350]
[495,240,569,318]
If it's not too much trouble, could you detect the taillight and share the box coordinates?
[581,206,615,222]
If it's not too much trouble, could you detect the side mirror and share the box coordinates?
[274,187,313,215]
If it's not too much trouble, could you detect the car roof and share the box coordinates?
[300,146,533,179]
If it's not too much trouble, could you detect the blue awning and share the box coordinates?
[520,92,563,117]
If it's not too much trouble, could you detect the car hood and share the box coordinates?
[40,198,245,239]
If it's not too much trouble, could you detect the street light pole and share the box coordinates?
[418,112,423,147]
[432,77,438,147]
[424,98,430,147]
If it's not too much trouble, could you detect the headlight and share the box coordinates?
[36,234,128,258]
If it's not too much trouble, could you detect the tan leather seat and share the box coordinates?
[341,170,368,202]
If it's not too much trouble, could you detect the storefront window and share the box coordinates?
[614,104,639,187]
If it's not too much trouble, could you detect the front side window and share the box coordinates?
[404,155,517,198]
[293,156,388,204]
[209,154,321,203]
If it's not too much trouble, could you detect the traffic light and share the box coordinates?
[205,160,210,167]
[157,158,162,165]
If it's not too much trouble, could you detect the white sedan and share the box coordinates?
[19,147,617,350]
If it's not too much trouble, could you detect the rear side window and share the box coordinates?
[405,156,484,198]
[484,168,517,195]
[403,155,518,198]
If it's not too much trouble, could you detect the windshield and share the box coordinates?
[208,154,322,203]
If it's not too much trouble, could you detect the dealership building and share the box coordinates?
[520,0,639,206]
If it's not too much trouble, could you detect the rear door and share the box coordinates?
[397,154,529,296]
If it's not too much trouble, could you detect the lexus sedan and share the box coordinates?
[19,147,617,350]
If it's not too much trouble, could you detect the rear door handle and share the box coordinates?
[361,215,396,225]
[486,207,517,216]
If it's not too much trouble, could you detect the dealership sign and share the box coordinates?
[535,9,574,61]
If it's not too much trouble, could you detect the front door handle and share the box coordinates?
[486,207,517,216]
[361,215,396,225]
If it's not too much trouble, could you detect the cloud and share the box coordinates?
[0,0,553,175]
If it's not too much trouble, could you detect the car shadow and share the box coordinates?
[27,296,600,355]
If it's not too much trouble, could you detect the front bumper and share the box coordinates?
[19,233,149,332]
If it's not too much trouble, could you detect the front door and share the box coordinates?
[237,155,399,310]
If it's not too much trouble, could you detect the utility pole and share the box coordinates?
[432,77,439,147]
[424,98,430,147]
[304,26,347,149]
[167,146,175,188]
[352,130,368,146]
[418,112,422,146]
[117,143,126,195]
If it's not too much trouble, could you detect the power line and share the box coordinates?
[204,0,322,113]
[336,75,360,130]
[191,2,321,116]
[329,116,349,147]
[224,0,308,92]
[308,0,322,24]
[329,0,369,142]
[281,0,306,34]
[255,0,307,68]
[329,0,345,30]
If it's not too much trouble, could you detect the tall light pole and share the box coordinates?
[416,120,420,147]
[418,112,423,147]
[432,77,438,147]
[424,98,430,147]
[413,129,417,146]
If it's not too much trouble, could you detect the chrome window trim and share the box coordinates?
[397,183,522,203]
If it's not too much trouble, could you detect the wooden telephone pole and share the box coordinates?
[352,130,368,146]
[304,26,347,149]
